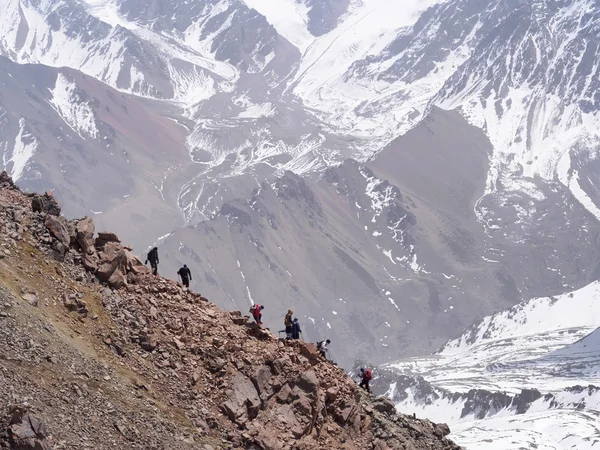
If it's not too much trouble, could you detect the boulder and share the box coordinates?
[254,429,283,450]
[253,365,274,403]
[76,217,96,255]
[97,231,120,243]
[0,171,16,188]
[31,192,61,216]
[372,397,396,416]
[7,406,53,449]
[44,215,70,248]
[82,253,99,272]
[96,248,147,288]
[221,373,261,425]
[139,334,158,352]
[295,370,319,395]
[299,342,321,365]
[95,231,121,250]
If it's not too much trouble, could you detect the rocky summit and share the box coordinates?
[0,170,458,449]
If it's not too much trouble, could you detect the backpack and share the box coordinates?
[365,370,372,380]
[316,341,324,350]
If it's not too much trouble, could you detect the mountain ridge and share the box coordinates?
[0,170,460,449]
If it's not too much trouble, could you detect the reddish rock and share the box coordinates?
[76,217,96,255]
[7,406,53,450]
[44,215,70,247]
[221,373,261,425]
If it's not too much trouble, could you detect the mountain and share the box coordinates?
[375,280,600,449]
[2,0,600,393]
[155,106,600,368]
[0,173,460,450]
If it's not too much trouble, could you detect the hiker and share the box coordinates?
[145,247,159,275]
[250,304,264,325]
[291,318,302,340]
[317,339,331,358]
[284,310,294,339]
[177,264,192,288]
[359,368,372,393]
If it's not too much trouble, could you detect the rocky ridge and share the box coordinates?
[0,171,459,449]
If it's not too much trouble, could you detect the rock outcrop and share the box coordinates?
[31,191,61,216]
[0,172,459,450]
[4,406,53,450]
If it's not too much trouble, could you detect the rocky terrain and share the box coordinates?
[0,170,459,449]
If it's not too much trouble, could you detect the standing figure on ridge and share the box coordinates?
[284,309,294,339]
[145,247,159,275]
[317,339,331,358]
[359,368,372,394]
[250,304,264,326]
[177,264,192,288]
[291,318,302,340]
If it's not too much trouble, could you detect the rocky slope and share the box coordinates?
[0,171,459,449]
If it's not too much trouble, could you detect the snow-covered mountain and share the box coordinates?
[377,280,600,449]
[1,0,600,389]
[3,0,600,228]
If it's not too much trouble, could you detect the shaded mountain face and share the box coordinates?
[0,56,191,249]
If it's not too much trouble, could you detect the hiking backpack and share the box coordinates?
[365,370,372,380]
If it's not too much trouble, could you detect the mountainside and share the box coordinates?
[375,280,600,449]
[156,107,600,368]
[0,173,460,449]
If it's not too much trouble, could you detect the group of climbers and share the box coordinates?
[283,309,302,340]
[145,247,192,288]
[145,246,374,394]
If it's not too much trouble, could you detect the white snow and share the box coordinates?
[242,0,313,52]
[7,119,37,181]
[49,73,100,139]
[386,280,600,450]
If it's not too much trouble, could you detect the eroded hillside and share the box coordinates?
[0,171,458,449]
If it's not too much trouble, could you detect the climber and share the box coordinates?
[316,339,331,358]
[291,318,302,340]
[177,264,192,288]
[250,304,264,326]
[284,309,294,339]
[359,368,372,394]
[145,247,159,275]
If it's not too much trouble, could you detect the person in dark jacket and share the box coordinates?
[177,264,192,288]
[291,318,302,340]
[284,310,293,339]
[359,368,372,393]
[145,247,159,275]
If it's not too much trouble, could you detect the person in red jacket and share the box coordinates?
[359,368,373,393]
[250,304,264,325]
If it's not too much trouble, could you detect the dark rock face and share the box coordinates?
[5,406,53,450]
[31,193,61,217]
[304,0,350,36]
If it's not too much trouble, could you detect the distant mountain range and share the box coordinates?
[1,0,600,369]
